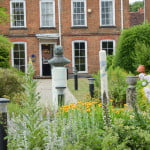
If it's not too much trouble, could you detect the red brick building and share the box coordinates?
[129,8,144,26]
[0,0,129,77]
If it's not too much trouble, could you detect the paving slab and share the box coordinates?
[36,79,77,109]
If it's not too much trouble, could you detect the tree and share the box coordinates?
[0,6,9,24]
[113,23,150,73]
[130,1,144,12]
[0,6,12,68]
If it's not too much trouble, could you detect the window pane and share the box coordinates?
[20,66,25,72]
[80,50,85,56]
[108,49,113,55]
[75,50,79,56]
[80,64,85,71]
[80,42,85,49]
[102,42,107,48]
[14,52,19,58]
[20,52,25,58]
[108,42,113,48]
[74,43,79,49]
[14,59,19,65]
[80,57,85,63]
[75,58,80,64]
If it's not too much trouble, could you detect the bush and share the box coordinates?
[107,55,115,69]
[0,68,25,103]
[113,23,150,73]
[108,67,129,107]
[133,42,150,74]
[93,67,129,107]
[136,79,150,111]
[0,35,12,68]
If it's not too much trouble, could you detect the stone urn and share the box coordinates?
[126,76,138,87]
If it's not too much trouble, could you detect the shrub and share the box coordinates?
[0,35,12,68]
[0,68,25,103]
[93,67,129,107]
[107,55,115,69]
[108,67,129,107]
[136,79,150,111]
[113,23,150,73]
[133,42,150,74]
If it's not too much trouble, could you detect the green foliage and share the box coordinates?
[0,6,12,68]
[108,67,129,107]
[93,67,129,106]
[114,23,150,73]
[106,119,150,149]
[7,63,46,149]
[6,64,150,149]
[92,70,101,98]
[130,1,144,12]
[0,6,9,24]
[136,80,150,111]
[133,42,150,73]
[107,55,115,69]
[0,68,25,103]
[0,35,12,68]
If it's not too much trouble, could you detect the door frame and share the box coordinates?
[39,42,56,76]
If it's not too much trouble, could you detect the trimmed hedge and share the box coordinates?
[114,23,150,73]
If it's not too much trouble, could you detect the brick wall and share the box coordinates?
[0,0,129,76]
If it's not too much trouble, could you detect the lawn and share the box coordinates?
[67,78,90,101]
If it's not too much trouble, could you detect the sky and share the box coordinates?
[129,0,143,4]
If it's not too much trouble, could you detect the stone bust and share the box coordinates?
[54,45,63,56]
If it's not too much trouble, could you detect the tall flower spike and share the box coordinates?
[102,91,111,128]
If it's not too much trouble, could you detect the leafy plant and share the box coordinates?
[133,42,150,73]
[113,23,150,73]
[136,79,150,111]
[0,6,9,24]
[93,67,129,107]
[0,68,25,103]
[0,35,12,68]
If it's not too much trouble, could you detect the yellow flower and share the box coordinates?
[86,109,91,112]
[98,103,102,107]
[115,111,120,114]
[109,99,113,102]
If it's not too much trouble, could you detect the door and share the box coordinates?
[41,44,53,76]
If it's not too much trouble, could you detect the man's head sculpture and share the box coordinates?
[48,45,70,67]
[54,45,63,56]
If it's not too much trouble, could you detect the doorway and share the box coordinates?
[41,44,54,76]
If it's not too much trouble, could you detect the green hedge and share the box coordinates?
[114,23,150,73]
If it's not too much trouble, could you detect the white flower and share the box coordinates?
[142,81,147,86]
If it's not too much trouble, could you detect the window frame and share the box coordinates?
[100,39,116,55]
[10,0,26,28]
[11,42,27,73]
[100,0,115,27]
[40,0,56,28]
[72,40,88,73]
[71,0,87,27]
